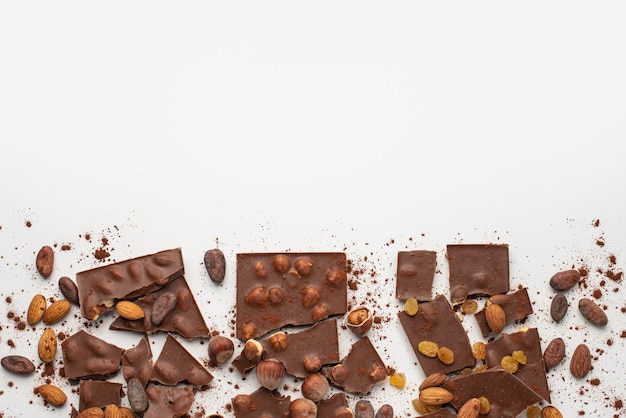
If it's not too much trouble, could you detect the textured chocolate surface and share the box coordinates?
[144,384,195,418]
[398,294,475,376]
[61,330,124,380]
[442,369,542,418]
[122,335,153,387]
[109,276,210,339]
[260,318,339,378]
[317,392,349,416]
[395,250,437,301]
[232,387,291,417]
[77,248,184,320]
[78,380,122,411]
[446,244,509,302]
[150,334,213,387]
[474,287,533,336]
[236,252,347,339]
[485,327,550,402]
[421,408,458,418]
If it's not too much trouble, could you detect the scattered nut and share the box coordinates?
[243,339,263,361]
[115,300,144,321]
[42,299,71,324]
[418,386,454,406]
[303,356,322,373]
[27,293,47,325]
[256,359,286,390]
[419,372,447,390]
[457,397,480,418]
[208,335,235,364]
[289,398,317,418]
[38,327,57,363]
[35,384,67,406]
[346,306,373,336]
[541,405,563,418]
[485,303,506,334]
[301,373,329,402]
[570,343,591,378]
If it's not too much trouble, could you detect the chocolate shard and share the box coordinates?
[322,336,388,394]
[474,287,533,337]
[232,387,291,417]
[122,335,153,387]
[77,248,185,320]
[317,392,349,416]
[144,384,195,418]
[395,250,437,301]
[446,244,510,302]
[442,369,542,418]
[398,294,476,376]
[260,319,340,378]
[236,252,347,340]
[420,408,457,418]
[61,330,124,380]
[110,276,210,339]
[78,380,122,411]
[150,334,213,387]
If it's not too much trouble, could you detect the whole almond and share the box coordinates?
[485,303,506,334]
[27,293,47,325]
[541,405,563,418]
[418,372,447,390]
[119,407,135,418]
[457,397,480,418]
[550,293,568,322]
[115,301,145,320]
[36,245,54,278]
[549,269,580,291]
[543,337,566,370]
[418,386,454,405]
[59,276,80,306]
[42,299,71,324]
[578,298,608,326]
[35,384,67,406]
[77,407,105,418]
[570,343,591,378]
[38,327,57,363]
[104,404,122,418]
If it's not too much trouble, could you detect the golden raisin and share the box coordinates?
[411,398,440,415]
[461,299,478,314]
[472,342,487,360]
[389,372,406,389]
[512,350,527,365]
[526,405,541,418]
[404,297,419,316]
[437,346,455,365]
[500,355,519,373]
[478,396,491,414]
[418,341,439,357]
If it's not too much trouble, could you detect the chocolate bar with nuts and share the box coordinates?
[61,330,124,380]
[396,250,437,301]
[474,287,533,337]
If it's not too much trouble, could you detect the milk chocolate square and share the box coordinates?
[78,380,122,411]
[396,250,437,301]
[61,330,124,380]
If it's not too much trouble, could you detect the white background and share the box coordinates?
[1,1,626,417]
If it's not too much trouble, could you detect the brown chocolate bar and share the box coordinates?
[232,387,291,417]
[122,336,153,387]
[76,248,184,320]
[396,250,437,301]
[144,385,195,418]
[317,392,350,416]
[78,380,122,411]
[150,334,213,387]
[420,408,458,418]
[236,252,347,340]
[474,287,533,336]
[61,330,124,380]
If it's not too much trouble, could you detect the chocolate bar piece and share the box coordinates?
[421,408,457,418]
[398,294,475,376]
[77,248,184,320]
[61,330,124,380]
[78,380,122,411]
[396,250,437,301]
[485,327,550,402]
[317,392,350,416]
[446,244,509,302]
[232,387,291,417]
[322,336,388,394]
[236,252,347,340]
[150,334,213,387]
[110,276,210,339]
[144,385,195,418]
[443,369,542,418]
[474,288,533,337]
[260,318,339,378]
[122,336,153,387]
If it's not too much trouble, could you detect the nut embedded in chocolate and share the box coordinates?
[301,373,330,402]
[256,359,286,391]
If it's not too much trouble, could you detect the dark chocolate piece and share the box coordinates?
[474,288,533,336]
[322,336,388,394]
[260,319,339,378]
[485,327,550,402]
[150,334,213,387]
[232,387,291,417]
[398,294,475,376]
[442,369,542,418]
[77,248,184,320]
[78,380,122,411]
[122,336,153,387]
[317,392,349,416]
[396,250,437,301]
[61,330,124,380]
[110,276,210,339]
[446,244,510,302]
[236,252,347,340]
[144,384,195,418]
[420,408,457,418]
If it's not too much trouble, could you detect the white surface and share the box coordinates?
[1,2,626,417]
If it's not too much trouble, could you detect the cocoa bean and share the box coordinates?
[127,377,148,413]
[355,400,375,418]
[36,245,54,278]
[550,293,568,322]
[549,269,580,291]
[578,298,608,326]
[570,343,591,378]
[59,276,80,306]
[204,248,226,284]
[543,337,566,369]
[1,355,36,375]
[151,292,177,325]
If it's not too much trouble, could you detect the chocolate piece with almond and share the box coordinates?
[474,288,533,337]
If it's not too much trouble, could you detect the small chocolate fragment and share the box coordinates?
[232,388,291,417]
[61,330,124,380]
[578,297,608,326]
[549,269,580,291]
[419,408,457,418]
[395,250,437,301]
[59,276,80,306]
[76,248,184,320]
[474,288,533,337]
[550,293,568,322]
[78,380,122,411]
[447,244,510,302]
[144,385,195,418]
[1,355,36,375]
[204,248,226,284]
[150,334,213,387]
[398,294,476,376]
[317,392,349,417]
[122,335,153,387]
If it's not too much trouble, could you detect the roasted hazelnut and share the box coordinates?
[331,364,348,384]
[289,398,317,418]
[301,373,329,402]
[241,324,256,340]
[311,304,330,321]
[301,287,320,309]
[303,356,322,372]
[269,332,288,351]
[254,262,266,278]
[245,286,269,307]
[346,306,373,336]
[326,268,346,287]
[369,364,387,383]
[269,287,285,305]
[295,257,313,277]
[243,339,264,361]
[273,255,290,273]
[208,335,234,364]
[256,359,286,391]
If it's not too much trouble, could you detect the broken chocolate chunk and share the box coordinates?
[232,387,291,417]
[317,392,350,416]
[78,380,122,411]
[474,287,533,337]
[122,336,153,387]
[61,330,124,380]
[396,250,437,301]
[420,408,457,418]
[143,384,195,418]
[150,334,213,387]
